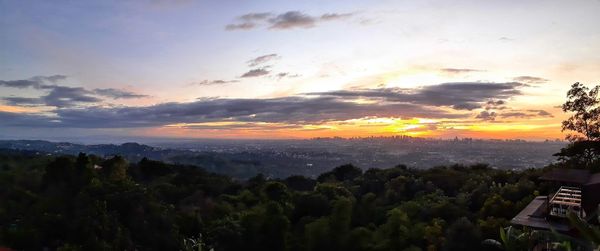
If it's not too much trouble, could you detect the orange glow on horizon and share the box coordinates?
[135,116,566,141]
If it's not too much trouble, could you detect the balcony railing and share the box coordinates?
[548,186,584,218]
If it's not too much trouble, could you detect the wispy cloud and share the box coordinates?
[226,11,355,31]
[192,79,240,86]
[239,12,272,21]
[528,109,553,117]
[94,88,149,99]
[225,12,273,31]
[439,68,483,75]
[0,75,66,89]
[241,68,270,78]
[275,72,301,79]
[320,13,354,21]
[225,22,256,31]
[247,54,278,67]
[499,109,554,118]
[513,76,549,84]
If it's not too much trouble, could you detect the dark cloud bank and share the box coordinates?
[1,76,553,129]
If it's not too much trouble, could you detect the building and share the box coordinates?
[511,168,600,245]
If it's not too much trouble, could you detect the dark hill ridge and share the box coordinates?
[0,140,157,156]
[0,140,279,179]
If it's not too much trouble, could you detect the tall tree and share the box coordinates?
[557,82,600,169]
[561,82,600,141]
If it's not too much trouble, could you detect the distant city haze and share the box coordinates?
[1,1,600,140]
[0,137,565,178]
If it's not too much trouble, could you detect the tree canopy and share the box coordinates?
[556,82,600,169]
[0,151,551,251]
[561,82,600,142]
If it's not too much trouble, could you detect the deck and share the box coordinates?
[510,196,571,232]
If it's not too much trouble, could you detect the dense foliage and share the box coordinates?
[0,150,555,251]
[561,82,599,142]
[556,83,600,170]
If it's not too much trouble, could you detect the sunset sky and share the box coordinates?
[1,0,599,140]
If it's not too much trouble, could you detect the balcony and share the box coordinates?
[548,186,584,218]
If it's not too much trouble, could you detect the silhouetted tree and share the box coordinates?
[556,82,600,169]
[561,82,600,141]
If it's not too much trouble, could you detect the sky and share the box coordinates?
[1,0,599,141]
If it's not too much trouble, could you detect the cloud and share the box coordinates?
[0,75,67,89]
[487,100,506,106]
[2,97,45,106]
[499,109,554,119]
[513,76,549,84]
[240,12,272,21]
[310,82,526,111]
[320,13,354,21]
[225,22,256,31]
[1,76,147,107]
[0,111,60,127]
[225,12,273,30]
[0,79,42,89]
[94,88,149,99]
[247,54,278,67]
[0,85,477,129]
[439,68,482,74]
[2,86,100,108]
[404,123,438,132]
[484,100,507,110]
[276,72,301,79]
[27,96,467,128]
[528,109,553,117]
[42,86,102,107]
[241,68,270,78]
[31,75,67,83]
[268,11,316,29]
[476,111,497,121]
[499,112,529,118]
[192,80,240,86]
[226,11,355,31]
[1,79,529,130]
[172,122,304,131]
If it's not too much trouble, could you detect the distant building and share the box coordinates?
[511,168,600,247]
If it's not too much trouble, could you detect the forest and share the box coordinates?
[0,149,559,251]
